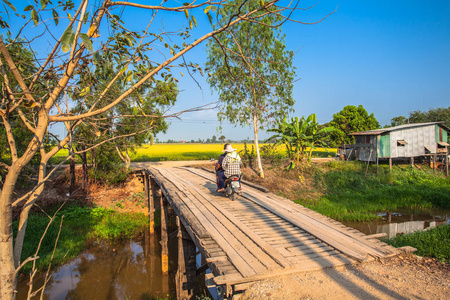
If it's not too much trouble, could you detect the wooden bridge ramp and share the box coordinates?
[147,167,399,295]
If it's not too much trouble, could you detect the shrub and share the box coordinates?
[386,225,450,262]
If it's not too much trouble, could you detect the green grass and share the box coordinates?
[14,205,149,273]
[386,225,450,262]
[299,161,450,221]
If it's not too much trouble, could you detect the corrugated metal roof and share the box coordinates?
[349,122,449,136]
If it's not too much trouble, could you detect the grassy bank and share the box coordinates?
[14,205,149,273]
[275,160,450,222]
[386,225,450,262]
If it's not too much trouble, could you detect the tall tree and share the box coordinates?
[0,1,312,297]
[206,1,296,178]
[329,105,380,146]
[0,0,312,299]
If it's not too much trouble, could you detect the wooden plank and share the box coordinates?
[173,189,259,277]
[242,192,385,261]
[246,189,398,258]
[148,168,210,239]
[207,256,228,263]
[286,251,350,263]
[271,239,324,249]
[158,169,266,277]
[166,169,291,270]
[213,254,354,286]
[154,169,256,277]
[365,233,388,239]
[162,172,273,275]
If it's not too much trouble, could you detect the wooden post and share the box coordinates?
[433,154,437,172]
[376,157,379,174]
[389,157,392,170]
[445,150,448,177]
[144,172,149,206]
[410,156,414,167]
[175,216,197,299]
[149,178,158,235]
[160,195,169,274]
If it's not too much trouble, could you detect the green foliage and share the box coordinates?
[303,161,450,221]
[14,205,149,273]
[206,0,295,132]
[329,105,380,147]
[390,106,450,128]
[267,113,334,163]
[386,225,450,262]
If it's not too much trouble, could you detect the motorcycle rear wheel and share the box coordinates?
[230,193,237,201]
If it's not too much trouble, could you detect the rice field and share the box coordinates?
[131,143,257,161]
[50,143,337,162]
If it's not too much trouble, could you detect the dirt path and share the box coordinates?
[238,253,449,299]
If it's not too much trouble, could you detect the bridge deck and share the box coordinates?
[147,167,399,293]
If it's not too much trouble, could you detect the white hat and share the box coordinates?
[222,144,236,152]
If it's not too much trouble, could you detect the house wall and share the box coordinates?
[389,124,436,158]
[356,135,377,162]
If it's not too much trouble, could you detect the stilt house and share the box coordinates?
[348,122,449,166]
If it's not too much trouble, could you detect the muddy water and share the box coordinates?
[343,209,450,239]
[16,229,212,300]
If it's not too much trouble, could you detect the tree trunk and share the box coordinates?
[80,144,88,190]
[69,158,76,195]
[13,159,48,267]
[0,166,20,300]
[252,116,264,178]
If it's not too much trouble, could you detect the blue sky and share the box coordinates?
[8,1,450,142]
[158,0,450,141]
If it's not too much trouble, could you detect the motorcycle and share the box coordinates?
[223,175,241,201]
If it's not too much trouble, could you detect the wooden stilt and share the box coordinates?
[411,156,414,167]
[175,216,197,299]
[149,178,158,235]
[144,172,149,208]
[160,195,169,274]
[433,154,437,172]
[389,157,392,170]
[376,157,379,174]
[445,149,449,177]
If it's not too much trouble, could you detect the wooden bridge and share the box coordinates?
[139,166,400,299]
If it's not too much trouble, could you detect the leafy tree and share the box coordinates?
[389,107,450,129]
[219,135,226,143]
[206,0,296,178]
[409,107,450,128]
[0,1,310,297]
[329,105,380,146]
[390,116,408,127]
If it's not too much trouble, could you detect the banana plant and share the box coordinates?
[267,113,334,164]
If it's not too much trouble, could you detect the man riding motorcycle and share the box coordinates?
[217,144,241,193]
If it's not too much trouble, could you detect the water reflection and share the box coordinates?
[17,230,172,300]
[344,209,450,239]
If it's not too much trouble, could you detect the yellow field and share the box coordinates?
[131,143,258,161]
[51,143,336,162]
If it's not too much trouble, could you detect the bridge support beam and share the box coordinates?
[175,216,197,299]
[148,176,158,235]
[160,195,169,274]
